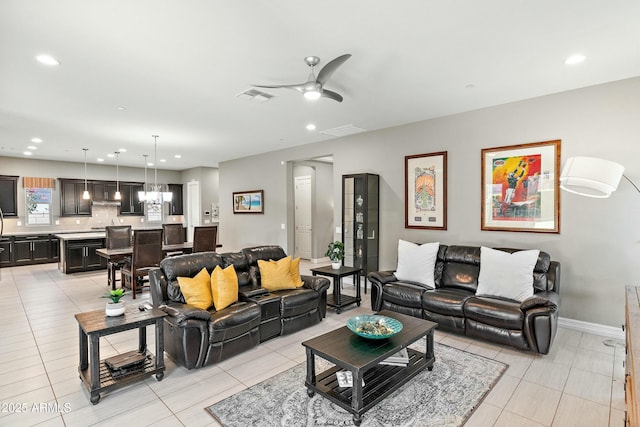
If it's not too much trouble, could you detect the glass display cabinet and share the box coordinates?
[342,173,379,283]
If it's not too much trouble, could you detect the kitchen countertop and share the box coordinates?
[55,232,107,240]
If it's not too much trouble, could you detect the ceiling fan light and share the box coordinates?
[304,90,321,100]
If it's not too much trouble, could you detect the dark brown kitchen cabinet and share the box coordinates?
[64,239,106,273]
[60,179,92,216]
[119,182,144,216]
[0,237,13,266]
[0,175,19,217]
[168,184,183,215]
[0,234,59,268]
[14,235,51,265]
[93,182,119,202]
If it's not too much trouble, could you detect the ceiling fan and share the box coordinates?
[252,54,352,102]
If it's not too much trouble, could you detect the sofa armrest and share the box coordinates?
[161,301,212,325]
[368,270,397,286]
[521,291,560,311]
[302,275,330,293]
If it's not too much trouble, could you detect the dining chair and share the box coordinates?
[105,225,132,290]
[162,223,185,256]
[193,225,218,253]
[121,229,163,299]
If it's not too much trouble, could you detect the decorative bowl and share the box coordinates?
[346,315,403,339]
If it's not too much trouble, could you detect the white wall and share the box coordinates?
[220,77,640,328]
[180,166,219,226]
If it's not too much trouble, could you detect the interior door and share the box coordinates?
[186,181,201,241]
[294,175,312,259]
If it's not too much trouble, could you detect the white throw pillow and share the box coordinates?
[477,247,540,302]
[394,240,439,288]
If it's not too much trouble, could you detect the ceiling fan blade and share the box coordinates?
[252,83,306,92]
[321,89,344,103]
[316,54,352,86]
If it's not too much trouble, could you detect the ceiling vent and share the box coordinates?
[236,88,274,103]
[319,124,366,137]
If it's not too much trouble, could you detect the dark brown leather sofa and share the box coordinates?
[148,245,330,369]
[368,245,560,354]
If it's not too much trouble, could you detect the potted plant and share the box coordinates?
[103,289,126,316]
[326,241,345,269]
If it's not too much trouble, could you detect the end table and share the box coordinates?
[310,265,361,314]
[75,305,167,404]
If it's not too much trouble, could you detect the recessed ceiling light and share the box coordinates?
[174,154,181,159]
[107,153,114,158]
[97,158,104,162]
[35,55,60,66]
[565,54,586,65]
[306,123,317,131]
[116,106,126,111]
[31,137,43,143]
[119,148,127,152]
[24,151,32,156]
[465,84,475,89]
[148,163,154,167]
[160,159,166,163]
[27,146,37,150]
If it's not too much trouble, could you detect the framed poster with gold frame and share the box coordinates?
[405,151,447,229]
[481,140,560,233]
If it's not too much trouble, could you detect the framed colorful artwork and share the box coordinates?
[405,151,447,229]
[232,190,264,214]
[481,140,560,233]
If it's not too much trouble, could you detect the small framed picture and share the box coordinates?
[405,151,447,229]
[232,190,264,214]
[481,140,560,233]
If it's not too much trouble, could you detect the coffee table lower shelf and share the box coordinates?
[305,348,432,424]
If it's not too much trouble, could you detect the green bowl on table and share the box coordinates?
[346,315,403,339]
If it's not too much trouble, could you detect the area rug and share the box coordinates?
[205,342,507,427]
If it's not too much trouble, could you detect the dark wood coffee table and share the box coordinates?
[301,310,436,425]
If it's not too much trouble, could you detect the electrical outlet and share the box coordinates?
[281,223,285,230]
[76,220,80,225]
[55,220,60,225]
[140,218,144,222]
[119,218,123,223]
[17,221,22,226]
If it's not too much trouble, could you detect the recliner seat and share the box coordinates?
[149,246,330,369]
[369,244,560,354]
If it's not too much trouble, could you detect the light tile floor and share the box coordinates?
[0,261,626,427]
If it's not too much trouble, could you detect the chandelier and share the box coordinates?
[138,135,172,203]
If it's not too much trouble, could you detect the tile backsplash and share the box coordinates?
[2,204,184,234]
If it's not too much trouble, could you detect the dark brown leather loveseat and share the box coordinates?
[149,245,330,369]
[368,245,560,354]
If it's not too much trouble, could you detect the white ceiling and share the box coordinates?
[1,0,639,170]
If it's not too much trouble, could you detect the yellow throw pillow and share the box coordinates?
[289,257,304,288]
[259,256,300,291]
[210,265,239,310]
[177,267,212,310]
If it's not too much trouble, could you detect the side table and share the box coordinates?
[310,265,361,314]
[75,305,167,404]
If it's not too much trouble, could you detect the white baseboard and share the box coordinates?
[308,257,331,264]
[558,316,624,340]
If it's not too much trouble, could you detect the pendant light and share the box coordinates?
[151,135,172,203]
[82,148,91,200]
[138,154,149,201]
[114,151,121,200]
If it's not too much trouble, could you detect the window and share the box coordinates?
[25,188,52,225]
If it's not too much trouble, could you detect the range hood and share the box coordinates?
[91,200,121,206]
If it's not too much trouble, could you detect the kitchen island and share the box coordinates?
[56,232,107,273]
